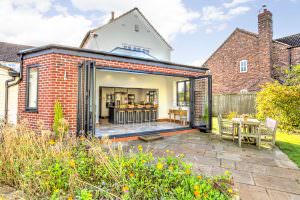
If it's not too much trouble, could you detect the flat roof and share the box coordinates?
[19,44,208,73]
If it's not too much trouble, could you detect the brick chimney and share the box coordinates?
[258,5,273,78]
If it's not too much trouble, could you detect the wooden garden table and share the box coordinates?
[232,118,261,144]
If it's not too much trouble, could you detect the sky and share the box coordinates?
[0,0,299,66]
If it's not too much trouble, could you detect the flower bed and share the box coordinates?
[0,121,235,199]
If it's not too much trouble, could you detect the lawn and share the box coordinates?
[212,117,300,168]
[276,131,300,168]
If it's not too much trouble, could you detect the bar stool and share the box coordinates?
[117,110,126,124]
[127,109,135,123]
[144,109,151,122]
[135,109,143,123]
[151,109,158,122]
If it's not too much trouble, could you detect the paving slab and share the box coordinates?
[253,174,300,194]
[236,183,270,200]
[267,189,300,200]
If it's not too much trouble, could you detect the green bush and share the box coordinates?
[0,122,235,199]
[256,81,300,131]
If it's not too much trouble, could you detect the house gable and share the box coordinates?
[80,8,172,61]
[203,28,261,94]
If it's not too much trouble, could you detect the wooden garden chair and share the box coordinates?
[259,118,278,147]
[218,114,235,142]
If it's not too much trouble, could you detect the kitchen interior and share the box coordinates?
[99,86,159,124]
[96,85,190,137]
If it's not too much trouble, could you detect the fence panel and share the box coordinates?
[212,94,256,116]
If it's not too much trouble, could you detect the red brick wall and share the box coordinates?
[18,52,204,133]
[291,47,300,66]
[203,30,263,94]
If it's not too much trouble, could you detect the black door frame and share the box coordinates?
[77,63,212,137]
[77,60,96,137]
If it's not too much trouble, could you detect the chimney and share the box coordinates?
[110,11,115,22]
[258,5,273,78]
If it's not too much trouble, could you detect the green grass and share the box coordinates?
[276,131,300,168]
[212,117,300,168]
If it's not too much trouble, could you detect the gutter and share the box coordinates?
[4,54,23,122]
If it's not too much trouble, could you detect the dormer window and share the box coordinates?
[134,24,139,32]
[240,60,248,73]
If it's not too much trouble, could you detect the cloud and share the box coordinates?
[200,6,250,22]
[0,0,93,46]
[228,6,250,15]
[70,0,200,41]
[223,0,254,8]
[205,23,228,34]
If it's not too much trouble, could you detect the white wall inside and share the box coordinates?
[0,68,18,124]
[95,70,189,123]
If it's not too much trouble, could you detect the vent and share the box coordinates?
[134,24,139,32]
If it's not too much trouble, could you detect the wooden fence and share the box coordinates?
[212,94,257,116]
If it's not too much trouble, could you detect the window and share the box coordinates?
[177,80,190,106]
[26,66,38,111]
[240,60,248,72]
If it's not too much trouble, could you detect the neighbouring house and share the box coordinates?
[80,8,172,61]
[203,6,300,94]
[0,42,32,123]
[17,45,212,137]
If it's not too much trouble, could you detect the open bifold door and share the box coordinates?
[77,61,96,137]
[190,75,212,132]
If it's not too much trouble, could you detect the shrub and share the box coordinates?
[0,122,235,199]
[53,100,68,138]
[256,81,300,131]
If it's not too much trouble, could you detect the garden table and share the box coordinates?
[232,118,261,145]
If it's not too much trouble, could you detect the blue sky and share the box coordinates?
[0,0,299,66]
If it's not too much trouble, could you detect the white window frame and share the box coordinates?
[240,60,248,73]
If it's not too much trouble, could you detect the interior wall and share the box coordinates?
[95,70,188,123]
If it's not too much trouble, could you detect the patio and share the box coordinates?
[123,130,300,200]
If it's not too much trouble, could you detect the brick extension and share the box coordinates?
[203,8,300,94]
[18,49,205,133]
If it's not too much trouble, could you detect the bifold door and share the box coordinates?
[190,75,212,132]
[77,61,96,136]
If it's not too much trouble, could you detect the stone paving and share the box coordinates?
[124,131,300,200]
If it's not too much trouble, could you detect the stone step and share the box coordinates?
[139,134,164,142]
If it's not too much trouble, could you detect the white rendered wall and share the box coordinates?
[95,70,188,123]
[83,10,171,61]
[0,68,18,124]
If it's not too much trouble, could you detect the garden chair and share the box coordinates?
[259,118,278,147]
[218,114,235,142]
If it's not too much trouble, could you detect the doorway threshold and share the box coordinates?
[97,127,192,139]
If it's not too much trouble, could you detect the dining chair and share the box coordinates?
[218,114,235,142]
[238,121,261,149]
[259,118,278,146]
